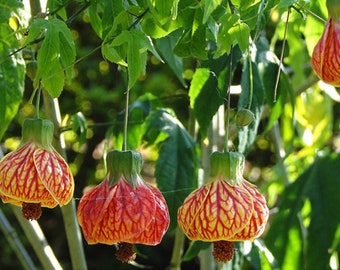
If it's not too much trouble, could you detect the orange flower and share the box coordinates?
[311,18,340,86]
[77,150,169,263]
[177,151,269,262]
[0,118,74,220]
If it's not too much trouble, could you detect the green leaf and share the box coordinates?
[144,109,197,231]
[154,0,175,18]
[107,29,162,89]
[155,30,185,86]
[182,241,211,262]
[189,68,211,108]
[266,153,340,270]
[190,50,242,137]
[101,0,124,38]
[277,0,300,10]
[33,18,76,97]
[203,0,222,24]
[0,25,24,140]
[87,1,103,38]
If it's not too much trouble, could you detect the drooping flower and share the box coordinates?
[177,151,269,262]
[0,118,74,220]
[311,18,340,86]
[77,150,170,263]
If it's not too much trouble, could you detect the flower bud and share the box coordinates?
[235,108,255,127]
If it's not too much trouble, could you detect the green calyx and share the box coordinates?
[327,0,340,21]
[209,151,245,186]
[22,118,54,148]
[106,150,143,188]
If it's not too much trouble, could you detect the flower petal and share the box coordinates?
[127,185,170,245]
[33,147,74,206]
[229,181,269,241]
[77,179,110,244]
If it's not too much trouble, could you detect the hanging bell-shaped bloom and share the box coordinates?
[311,0,340,86]
[177,151,269,262]
[0,118,74,220]
[77,150,170,263]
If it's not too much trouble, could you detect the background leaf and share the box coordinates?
[266,153,340,270]
[0,23,24,140]
[33,18,76,97]
[144,109,198,231]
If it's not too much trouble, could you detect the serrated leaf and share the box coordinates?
[130,29,163,62]
[87,1,103,38]
[155,0,174,18]
[101,0,124,38]
[190,50,242,137]
[189,68,211,108]
[203,0,222,23]
[33,18,76,97]
[144,109,197,231]
[101,43,127,66]
[155,30,185,86]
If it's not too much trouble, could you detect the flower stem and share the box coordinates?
[224,46,234,153]
[123,79,130,151]
[169,226,186,270]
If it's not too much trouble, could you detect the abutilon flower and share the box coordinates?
[177,151,269,262]
[311,0,340,86]
[77,150,170,263]
[311,18,340,86]
[0,118,74,220]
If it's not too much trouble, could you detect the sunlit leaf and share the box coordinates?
[0,25,24,140]
[155,30,185,86]
[33,18,76,97]
[203,0,222,23]
[266,153,340,270]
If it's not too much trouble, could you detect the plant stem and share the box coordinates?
[11,205,63,270]
[247,50,254,110]
[169,226,186,270]
[123,80,130,151]
[42,91,87,270]
[274,8,290,102]
[224,46,234,153]
[0,208,36,270]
